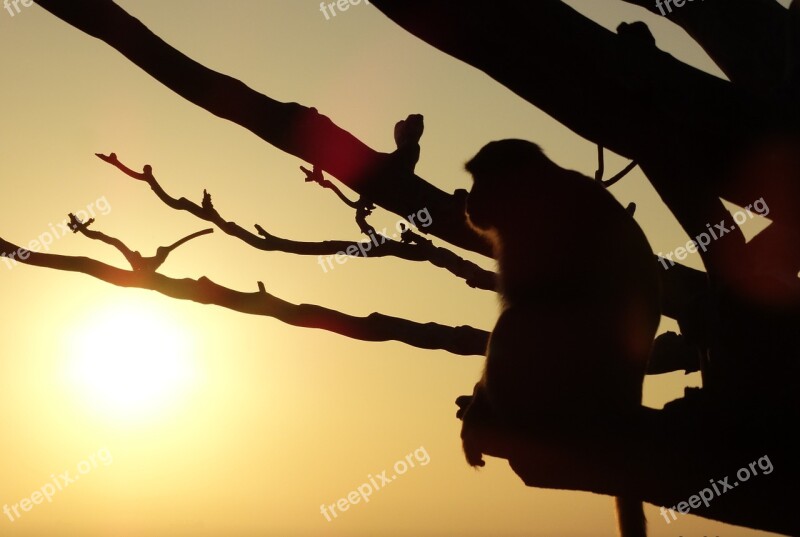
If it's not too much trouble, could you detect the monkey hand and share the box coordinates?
[463,434,486,467]
[460,408,487,467]
[457,384,566,469]
[457,383,515,468]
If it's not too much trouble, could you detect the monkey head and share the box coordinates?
[464,139,558,234]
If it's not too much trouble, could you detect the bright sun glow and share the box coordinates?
[66,302,197,420]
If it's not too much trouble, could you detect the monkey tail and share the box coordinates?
[615,496,646,537]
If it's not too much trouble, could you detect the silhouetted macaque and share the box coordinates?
[457,139,660,537]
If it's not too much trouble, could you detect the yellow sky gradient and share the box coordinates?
[0,1,785,536]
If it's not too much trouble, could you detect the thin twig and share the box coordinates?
[300,164,360,209]
[594,145,638,187]
[595,144,605,181]
[69,211,213,272]
[602,160,639,187]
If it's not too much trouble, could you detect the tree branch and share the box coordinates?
[0,217,704,370]
[0,235,489,356]
[370,1,758,158]
[594,145,638,187]
[300,164,361,210]
[70,211,213,272]
[95,153,497,291]
[34,0,489,257]
[620,0,797,96]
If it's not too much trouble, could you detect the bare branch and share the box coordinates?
[163,228,214,251]
[300,164,360,209]
[68,211,141,268]
[354,199,378,237]
[603,160,639,188]
[95,153,497,290]
[594,144,605,182]
[594,145,638,187]
[0,235,489,356]
[300,163,378,236]
[68,210,213,271]
[96,152,710,315]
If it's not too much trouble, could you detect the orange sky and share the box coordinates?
[0,1,785,536]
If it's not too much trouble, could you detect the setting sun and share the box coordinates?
[65,302,197,420]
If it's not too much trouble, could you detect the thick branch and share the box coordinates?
[35,0,489,257]
[0,235,489,356]
[370,1,760,158]
[621,0,796,96]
